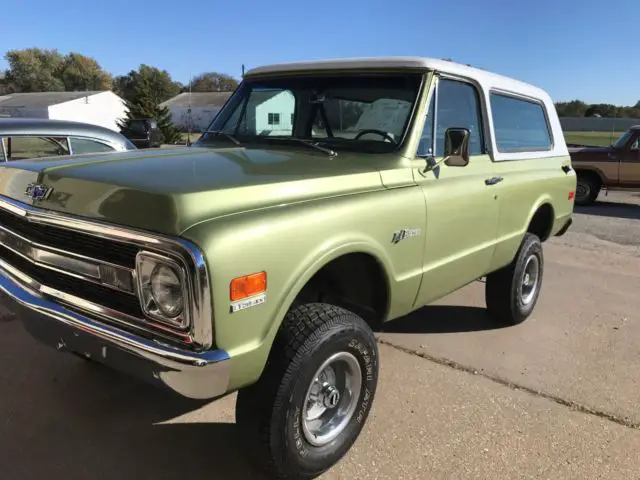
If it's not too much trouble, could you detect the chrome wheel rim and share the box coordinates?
[302,351,362,447]
[520,254,540,305]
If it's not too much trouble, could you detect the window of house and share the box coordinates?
[70,137,116,154]
[268,113,281,125]
[2,136,70,161]
[490,93,553,152]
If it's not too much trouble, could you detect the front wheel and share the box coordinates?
[236,303,379,479]
[485,233,544,325]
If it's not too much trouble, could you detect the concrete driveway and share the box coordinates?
[1,191,639,479]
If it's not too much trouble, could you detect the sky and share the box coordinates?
[1,0,637,105]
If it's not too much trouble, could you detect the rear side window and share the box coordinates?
[2,136,69,161]
[70,137,116,154]
[490,93,553,152]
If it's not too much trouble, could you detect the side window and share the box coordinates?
[630,136,640,150]
[435,79,484,157]
[4,136,69,161]
[490,93,552,152]
[70,137,116,154]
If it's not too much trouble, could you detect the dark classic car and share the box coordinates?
[0,118,136,162]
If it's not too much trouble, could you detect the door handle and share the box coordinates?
[485,176,504,186]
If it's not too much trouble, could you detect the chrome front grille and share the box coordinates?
[0,208,139,267]
[0,195,214,350]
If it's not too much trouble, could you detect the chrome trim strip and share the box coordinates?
[0,194,213,350]
[0,258,229,399]
[0,224,136,294]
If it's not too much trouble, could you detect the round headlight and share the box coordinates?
[150,264,184,317]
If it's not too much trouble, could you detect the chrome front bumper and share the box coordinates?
[0,265,231,400]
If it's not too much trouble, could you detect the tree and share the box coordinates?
[3,48,65,92]
[58,52,112,91]
[189,72,239,92]
[2,48,112,93]
[117,67,181,143]
[554,100,588,117]
[113,64,181,104]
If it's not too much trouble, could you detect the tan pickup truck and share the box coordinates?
[570,125,640,205]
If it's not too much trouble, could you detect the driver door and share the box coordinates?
[413,76,500,306]
[618,134,640,185]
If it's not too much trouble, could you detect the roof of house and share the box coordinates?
[0,91,107,108]
[160,92,233,108]
[244,56,548,100]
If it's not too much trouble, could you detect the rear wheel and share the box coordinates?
[575,174,600,205]
[235,303,379,479]
[485,233,544,325]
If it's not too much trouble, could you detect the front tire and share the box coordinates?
[236,303,379,479]
[485,233,544,325]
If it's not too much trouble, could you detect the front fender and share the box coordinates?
[181,186,426,390]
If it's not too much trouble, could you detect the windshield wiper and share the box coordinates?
[203,130,242,146]
[271,137,337,157]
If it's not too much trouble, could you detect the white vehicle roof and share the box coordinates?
[245,56,567,160]
[245,56,547,99]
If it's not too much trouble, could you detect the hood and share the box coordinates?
[0,146,390,235]
[567,145,612,155]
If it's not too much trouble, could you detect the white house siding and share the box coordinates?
[254,91,295,135]
[47,91,127,132]
[168,105,223,132]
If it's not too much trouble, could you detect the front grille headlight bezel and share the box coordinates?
[0,193,214,349]
[135,251,191,330]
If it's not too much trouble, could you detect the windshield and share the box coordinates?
[612,129,635,148]
[198,73,423,154]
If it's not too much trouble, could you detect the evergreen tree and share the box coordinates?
[118,71,180,143]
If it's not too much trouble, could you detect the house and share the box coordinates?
[160,92,233,132]
[251,90,295,135]
[0,91,127,132]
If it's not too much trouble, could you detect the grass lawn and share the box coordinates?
[563,131,622,147]
[179,133,202,143]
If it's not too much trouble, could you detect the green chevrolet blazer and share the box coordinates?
[0,57,575,479]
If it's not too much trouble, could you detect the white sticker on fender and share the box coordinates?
[230,293,266,313]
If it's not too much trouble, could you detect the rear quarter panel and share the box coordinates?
[491,154,575,270]
[181,185,427,390]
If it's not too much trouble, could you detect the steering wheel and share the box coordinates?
[354,129,397,144]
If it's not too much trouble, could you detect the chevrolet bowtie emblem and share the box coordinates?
[25,183,53,201]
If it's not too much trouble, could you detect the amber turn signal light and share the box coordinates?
[230,272,267,301]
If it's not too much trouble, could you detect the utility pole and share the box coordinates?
[187,72,192,147]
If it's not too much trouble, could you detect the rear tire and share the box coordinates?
[485,233,544,325]
[235,303,379,479]
[575,174,600,205]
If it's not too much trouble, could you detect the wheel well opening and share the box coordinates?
[293,253,389,331]
[576,169,602,187]
[527,203,554,242]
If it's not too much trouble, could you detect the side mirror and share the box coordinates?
[443,127,470,167]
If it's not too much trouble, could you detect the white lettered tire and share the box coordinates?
[235,303,379,479]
